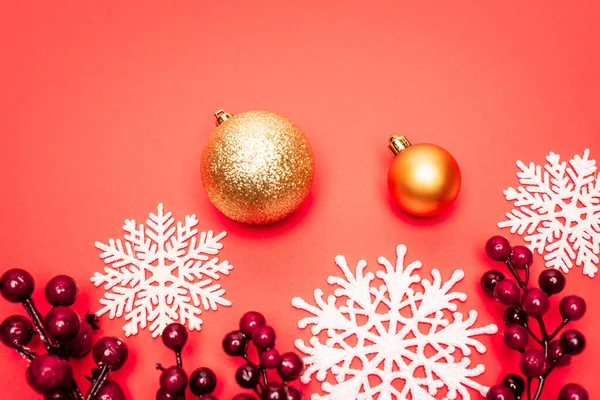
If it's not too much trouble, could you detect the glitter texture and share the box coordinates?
[200,110,315,224]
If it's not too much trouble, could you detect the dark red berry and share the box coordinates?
[559,296,586,321]
[503,325,528,351]
[44,306,80,342]
[162,323,188,353]
[503,307,527,327]
[0,268,34,303]
[189,367,217,396]
[548,340,571,367]
[252,325,276,351]
[66,322,93,358]
[261,348,281,369]
[559,384,589,400]
[278,352,304,381]
[501,374,524,397]
[510,246,532,269]
[160,366,188,395]
[521,288,549,317]
[45,275,78,306]
[93,336,128,371]
[223,330,248,356]
[44,389,76,400]
[233,395,257,400]
[235,363,261,388]
[26,354,72,394]
[538,269,565,295]
[481,270,505,297]
[239,311,266,337]
[287,386,304,400]
[486,385,515,400]
[156,388,178,400]
[494,280,520,305]
[261,382,287,400]
[560,330,586,355]
[96,379,126,400]
[0,315,34,348]
[485,236,512,262]
[519,350,548,377]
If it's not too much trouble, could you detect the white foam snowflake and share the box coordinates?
[292,244,498,400]
[92,204,233,337]
[498,149,600,278]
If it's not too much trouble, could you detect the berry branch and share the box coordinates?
[481,236,589,400]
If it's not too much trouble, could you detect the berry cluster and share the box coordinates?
[480,236,589,400]
[0,268,128,400]
[156,311,304,400]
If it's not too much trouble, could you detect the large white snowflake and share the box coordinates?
[292,244,497,400]
[92,204,233,337]
[498,149,600,278]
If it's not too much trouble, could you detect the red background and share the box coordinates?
[1,2,599,399]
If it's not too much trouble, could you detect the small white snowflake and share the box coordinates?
[92,204,233,337]
[498,149,600,278]
[292,244,497,400]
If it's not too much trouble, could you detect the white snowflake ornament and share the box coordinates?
[292,244,498,400]
[498,149,600,277]
[92,204,233,338]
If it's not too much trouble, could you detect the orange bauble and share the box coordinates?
[387,136,461,217]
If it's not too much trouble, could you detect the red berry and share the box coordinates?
[160,366,188,395]
[66,321,93,358]
[44,306,80,342]
[162,323,188,352]
[223,330,248,356]
[559,384,589,400]
[261,348,282,369]
[239,311,266,337]
[26,354,72,394]
[559,295,586,321]
[0,315,34,348]
[189,367,217,396]
[156,388,178,400]
[93,336,128,370]
[486,385,515,400]
[503,325,528,351]
[519,350,548,377]
[278,352,304,382]
[44,389,76,400]
[45,275,78,306]
[287,386,304,400]
[236,363,261,388]
[521,288,549,317]
[494,280,520,305]
[96,379,126,400]
[252,325,276,351]
[548,340,571,367]
[510,246,532,269]
[261,382,287,400]
[538,269,565,295]
[0,268,34,303]
[481,270,505,297]
[501,374,525,397]
[560,330,586,355]
[485,236,512,262]
[503,307,527,327]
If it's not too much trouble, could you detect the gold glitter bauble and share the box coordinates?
[200,109,315,225]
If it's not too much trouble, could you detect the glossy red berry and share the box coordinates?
[96,379,126,400]
[0,315,34,348]
[486,236,512,262]
[494,280,520,305]
[26,354,73,394]
[287,386,304,400]
[160,366,188,395]
[162,323,188,353]
[93,336,128,370]
[559,296,587,321]
[0,268,34,303]
[156,388,178,400]
[236,363,261,388]
[261,382,287,400]
[44,306,80,342]
[278,352,304,381]
[510,246,532,269]
[481,270,505,297]
[559,384,589,400]
[233,394,257,400]
[548,340,571,367]
[560,330,586,355]
[189,367,217,396]
[252,325,276,351]
[261,348,282,369]
[223,330,248,356]
[503,325,528,351]
[44,389,76,400]
[503,307,527,327]
[66,321,93,358]
[486,385,515,400]
[239,311,266,337]
[45,275,78,306]
[521,288,550,317]
[501,374,525,397]
[519,350,548,377]
[538,269,565,295]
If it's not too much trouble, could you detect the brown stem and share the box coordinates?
[536,317,549,357]
[504,260,527,290]
[527,377,532,400]
[71,380,84,400]
[15,346,36,360]
[176,352,182,368]
[532,377,545,400]
[549,319,569,340]
[22,298,55,353]
[85,365,111,400]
